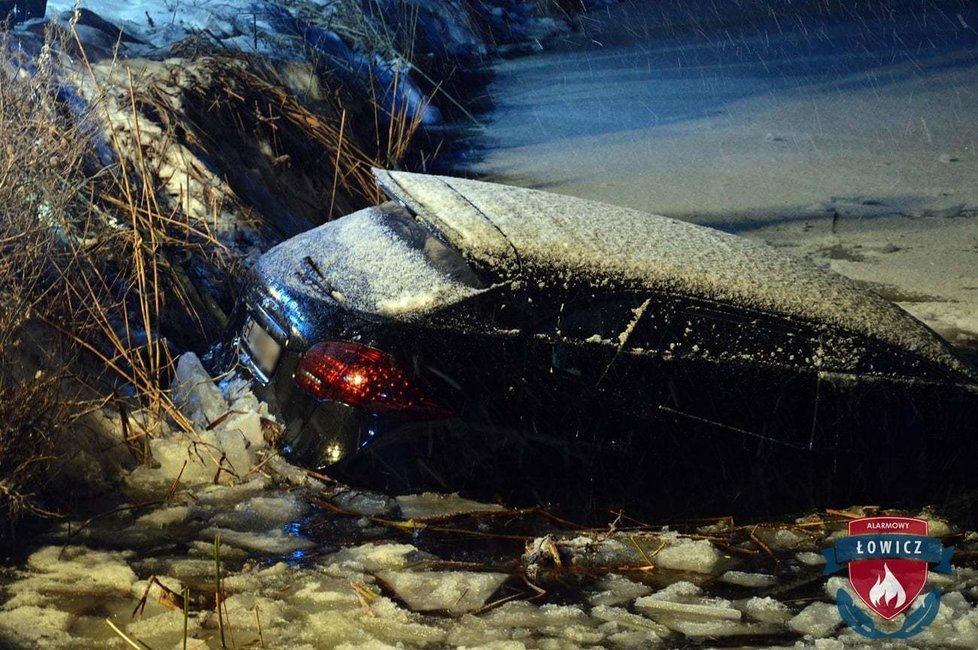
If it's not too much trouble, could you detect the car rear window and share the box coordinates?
[258,202,485,320]
[379,204,484,290]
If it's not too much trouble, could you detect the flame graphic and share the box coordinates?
[869,563,907,609]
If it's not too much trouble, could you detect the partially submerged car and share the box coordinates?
[232,169,978,519]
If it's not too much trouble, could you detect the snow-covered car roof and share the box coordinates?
[374,169,971,377]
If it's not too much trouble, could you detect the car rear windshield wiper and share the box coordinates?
[302,255,338,298]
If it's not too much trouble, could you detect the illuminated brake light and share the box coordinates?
[294,341,449,418]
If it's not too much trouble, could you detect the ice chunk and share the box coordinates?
[536,604,603,644]
[825,576,851,601]
[221,592,292,643]
[655,534,723,573]
[4,546,137,609]
[173,352,228,427]
[796,551,827,566]
[480,600,549,628]
[752,526,814,552]
[396,492,505,520]
[135,505,193,528]
[201,526,315,555]
[0,606,73,647]
[523,532,722,576]
[328,543,431,573]
[359,596,449,646]
[331,490,400,517]
[632,581,782,638]
[719,570,777,588]
[126,609,203,648]
[195,479,272,506]
[910,591,978,648]
[813,640,846,650]
[376,570,509,614]
[788,601,841,637]
[635,597,743,621]
[210,493,309,530]
[737,597,792,624]
[588,573,652,606]
[445,614,516,646]
[291,576,361,606]
[641,580,702,602]
[590,605,668,639]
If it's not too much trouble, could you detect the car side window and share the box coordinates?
[530,291,674,352]
[660,303,821,368]
[823,333,954,379]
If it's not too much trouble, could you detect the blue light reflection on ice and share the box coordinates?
[283,520,311,567]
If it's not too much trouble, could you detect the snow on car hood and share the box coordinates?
[374,169,971,376]
[257,205,481,319]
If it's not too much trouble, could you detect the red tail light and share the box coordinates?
[294,341,450,418]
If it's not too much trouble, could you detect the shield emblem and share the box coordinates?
[848,517,929,619]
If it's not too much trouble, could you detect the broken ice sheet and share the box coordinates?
[173,351,228,428]
[376,569,509,614]
[590,604,669,640]
[395,492,505,520]
[201,526,315,555]
[737,596,792,625]
[0,606,74,648]
[524,531,725,577]
[327,542,435,574]
[589,573,652,606]
[636,581,783,638]
[751,526,816,552]
[330,488,400,517]
[719,570,777,588]
[788,601,841,637]
[3,546,138,610]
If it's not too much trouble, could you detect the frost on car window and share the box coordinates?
[256,204,483,318]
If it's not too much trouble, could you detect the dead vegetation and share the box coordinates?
[0,12,432,536]
[0,29,98,526]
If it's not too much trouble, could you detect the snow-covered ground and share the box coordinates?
[469,0,978,348]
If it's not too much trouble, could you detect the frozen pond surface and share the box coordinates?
[466,0,978,346]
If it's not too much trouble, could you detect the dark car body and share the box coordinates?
[232,169,978,519]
